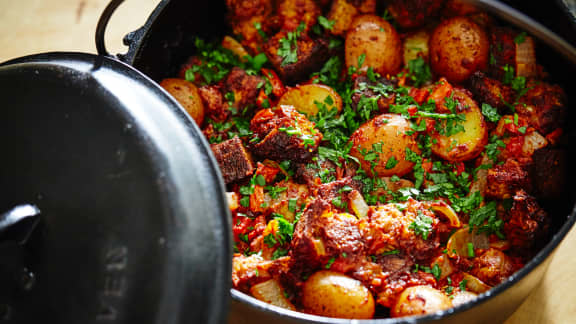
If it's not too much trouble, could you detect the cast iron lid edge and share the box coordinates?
[0,51,233,324]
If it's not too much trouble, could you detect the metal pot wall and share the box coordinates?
[112,0,576,323]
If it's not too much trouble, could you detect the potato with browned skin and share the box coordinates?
[345,15,403,76]
[160,78,205,125]
[391,286,452,317]
[349,114,420,177]
[429,16,489,83]
[431,88,488,162]
[301,270,375,319]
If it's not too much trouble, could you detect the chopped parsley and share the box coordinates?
[278,22,306,67]
[409,211,434,240]
[481,103,501,123]
[407,57,432,87]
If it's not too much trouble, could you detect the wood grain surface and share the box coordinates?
[1,1,574,323]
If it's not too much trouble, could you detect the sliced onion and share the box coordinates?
[432,254,455,280]
[429,201,462,228]
[469,155,491,195]
[447,228,490,258]
[490,240,511,251]
[227,192,240,211]
[349,190,369,219]
[515,36,537,78]
[250,279,296,311]
[462,272,492,294]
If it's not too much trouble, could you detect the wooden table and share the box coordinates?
[1,1,574,323]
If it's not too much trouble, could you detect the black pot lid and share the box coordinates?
[0,52,231,324]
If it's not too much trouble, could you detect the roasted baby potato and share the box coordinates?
[391,286,452,317]
[160,78,205,125]
[349,114,420,177]
[345,15,403,76]
[301,270,375,319]
[431,88,488,162]
[429,16,489,83]
[221,35,250,61]
[278,84,342,116]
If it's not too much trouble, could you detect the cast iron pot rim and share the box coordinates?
[121,0,576,322]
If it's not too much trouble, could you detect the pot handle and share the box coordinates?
[95,0,125,57]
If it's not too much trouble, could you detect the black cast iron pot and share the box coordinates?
[105,0,576,323]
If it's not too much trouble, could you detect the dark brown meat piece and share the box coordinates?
[387,0,444,29]
[295,159,338,188]
[264,33,330,84]
[504,189,549,251]
[317,178,363,201]
[485,159,531,199]
[351,75,396,113]
[530,147,567,200]
[225,67,264,112]
[515,80,566,134]
[211,137,255,184]
[469,71,514,111]
[250,105,322,162]
[198,85,228,122]
[291,199,365,268]
[470,248,518,286]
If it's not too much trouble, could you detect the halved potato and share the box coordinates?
[349,114,420,177]
[277,84,342,116]
[160,78,205,125]
[345,15,402,75]
[250,279,296,311]
[301,270,375,319]
[391,286,452,317]
[431,88,488,162]
[447,227,490,258]
[429,16,489,83]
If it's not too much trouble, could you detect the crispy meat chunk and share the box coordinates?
[177,56,204,84]
[198,85,227,122]
[278,0,320,32]
[250,105,322,162]
[225,67,264,112]
[387,0,444,29]
[264,33,330,84]
[231,16,270,54]
[515,80,566,134]
[469,71,514,111]
[291,199,365,268]
[211,137,255,184]
[361,199,441,262]
[485,159,531,199]
[232,254,273,292]
[504,190,549,251]
[376,271,437,308]
[351,75,396,113]
[295,160,358,188]
[470,248,518,286]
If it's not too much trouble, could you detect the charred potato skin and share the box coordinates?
[160,78,205,125]
[349,114,420,177]
[345,15,403,76]
[429,16,489,83]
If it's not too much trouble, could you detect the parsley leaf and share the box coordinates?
[409,211,434,240]
[278,22,306,67]
[481,103,501,123]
